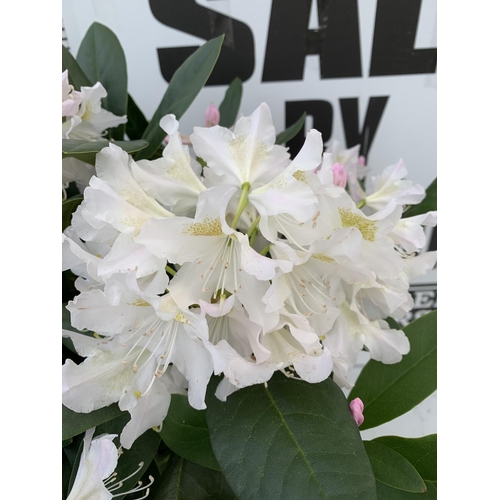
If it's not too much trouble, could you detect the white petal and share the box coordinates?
[120,375,172,449]
[363,320,410,364]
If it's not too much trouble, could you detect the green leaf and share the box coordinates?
[62,45,91,89]
[62,139,148,155]
[62,450,73,500]
[276,112,306,145]
[160,394,220,471]
[370,436,437,499]
[62,404,123,441]
[95,413,161,495]
[363,441,426,493]
[62,196,83,231]
[76,22,128,140]
[136,35,224,160]
[126,93,149,140]
[349,311,437,430]
[375,481,436,500]
[66,437,84,496]
[62,139,149,165]
[403,178,437,218]
[373,435,437,482]
[206,373,377,500]
[218,77,243,128]
[151,456,236,500]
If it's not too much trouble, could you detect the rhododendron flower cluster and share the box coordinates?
[62,103,436,449]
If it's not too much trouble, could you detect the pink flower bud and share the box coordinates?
[204,104,220,127]
[332,163,347,188]
[349,398,364,427]
[358,155,366,166]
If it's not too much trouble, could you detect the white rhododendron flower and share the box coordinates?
[62,81,127,140]
[360,160,426,213]
[66,428,153,500]
[63,102,436,444]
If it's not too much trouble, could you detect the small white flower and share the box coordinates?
[62,82,127,140]
[66,428,153,500]
[362,160,425,212]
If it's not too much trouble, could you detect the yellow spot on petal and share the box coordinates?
[183,217,223,236]
[175,311,189,324]
[338,208,377,242]
[130,299,151,307]
[81,102,93,121]
[293,170,307,183]
[312,253,335,263]
[134,390,142,399]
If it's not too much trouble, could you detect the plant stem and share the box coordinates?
[259,244,272,256]
[247,215,261,236]
[248,215,261,247]
[231,182,251,229]
[165,265,177,276]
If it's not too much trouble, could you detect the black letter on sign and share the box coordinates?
[149,0,254,85]
[285,100,333,157]
[370,0,437,76]
[339,97,389,161]
[263,0,361,82]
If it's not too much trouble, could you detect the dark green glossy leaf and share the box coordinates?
[151,456,236,500]
[136,36,224,160]
[373,435,437,483]
[154,451,172,476]
[376,481,436,500]
[126,93,149,140]
[62,404,123,441]
[385,317,401,330]
[372,435,437,499]
[62,139,148,156]
[76,22,128,140]
[96,413,161,495]
[219,77,243,128]
[160,394,220,471]
[62,45,91,89]
[349,311,437,430]
[363,441,426,493]
[403,178,437,218]
[66,438,84,496]
[62,196,83,231]
[276,112,306,145]
[62,138,149,166]
[206,373,377,500]
[62,450,72,500]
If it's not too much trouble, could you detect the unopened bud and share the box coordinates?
[358,155,366,166]
[204,104,220,127]
[349,397,364,427]
[332,163,347,188]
